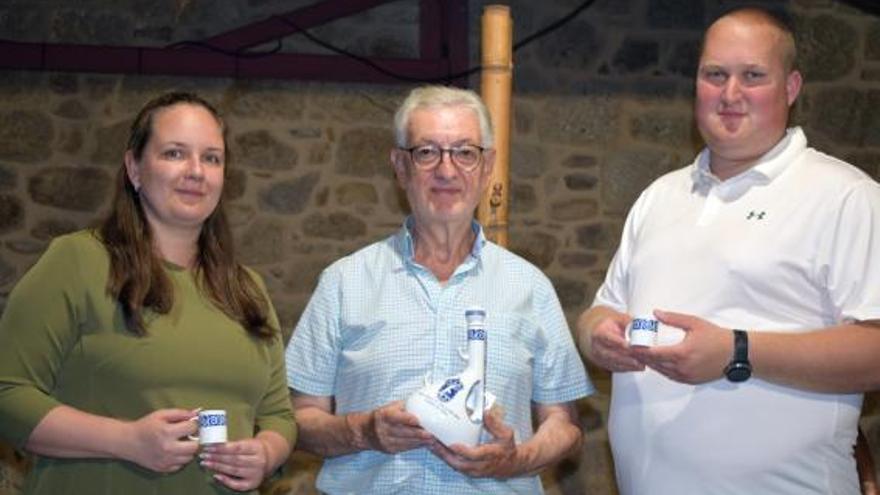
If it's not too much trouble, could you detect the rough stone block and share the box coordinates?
[53,99,89,120]
[223,167,247,201]
[796,14,858,82]
[302,212,366,241]
[809,88,866,146]
[308,91,398,123]
[233,130,298,171]
[511,142,547,179]
[50,9,131,44]
[5,239,44,255]
[564,173,599,191]
[537,20,601,71]
[558,251,600,269]
[537,96,621,145]
[335,182,378,206]
[647,0,704,29]
[550,276,589,310]
[666,39,701,78]
[562,154,598,169]
[0,165,17,191]
[89,120,129,167]
[259,172,320,214]
[132,25,173,42]
[382,183,409,215]
[30,218,79,241]
[0,254,15,287]
[283,257,336,295]
[550,198,600,222]
[867,90,880,147]
[228,85,306,121]
[28,167,110,212]
[575,221,622,251]
[611,38,659,74]
[513,100,535,136]
[511,182,537,214]
[509,230,559,269]
[0,6,48,42]
[236,216,285,265]
[335,127,393,178]
[0,195,23,234]
[48,74,78,95]
[59,126,84,155]
[0,111,53,163]
[630,110,694,147]
[601,147,677,213]
[868,21,880,61]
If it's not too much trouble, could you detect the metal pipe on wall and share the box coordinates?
[478,5,513,248]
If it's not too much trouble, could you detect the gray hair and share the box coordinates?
[393,85,494,148]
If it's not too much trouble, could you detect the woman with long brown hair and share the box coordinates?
[0,91,295,494]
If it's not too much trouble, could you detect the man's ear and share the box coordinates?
[390,148,408,189]
[481,148,496,178]
[478,148,496,197]
[786,70,803,106]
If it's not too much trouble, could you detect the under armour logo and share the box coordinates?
[746,210,766,220]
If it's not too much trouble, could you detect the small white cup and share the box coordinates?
[190,409,227,445]
[628,317,659,347]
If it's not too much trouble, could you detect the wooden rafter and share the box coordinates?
[0,0,470,85]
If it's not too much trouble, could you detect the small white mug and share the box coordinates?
[628,317,659,347]
[190,409,227,445]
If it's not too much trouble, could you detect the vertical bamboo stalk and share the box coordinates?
[478,5,512,247]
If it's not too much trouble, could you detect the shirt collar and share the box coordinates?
[691,127,806,192]
[397,215,486,262]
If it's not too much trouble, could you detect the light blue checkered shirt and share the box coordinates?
[286,218,593,494]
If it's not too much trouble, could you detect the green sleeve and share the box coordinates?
[0,235,87,448]
[248,269,297,448]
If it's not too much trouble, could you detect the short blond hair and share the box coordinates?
[702,7,798,73]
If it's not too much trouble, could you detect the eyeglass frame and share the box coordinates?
[397,143,489,172]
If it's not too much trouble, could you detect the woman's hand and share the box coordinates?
[121,408,200,473]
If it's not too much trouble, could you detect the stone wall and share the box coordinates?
[0,1,878,494]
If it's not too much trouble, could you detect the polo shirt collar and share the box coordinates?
[691,127,807,192]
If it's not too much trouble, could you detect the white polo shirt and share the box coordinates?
[594,127,880,495]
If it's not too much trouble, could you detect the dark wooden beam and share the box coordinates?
[0,0,471,86]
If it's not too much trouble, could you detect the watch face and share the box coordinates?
[726,362,751,383]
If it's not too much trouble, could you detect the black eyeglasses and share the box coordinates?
[399,144,486,172]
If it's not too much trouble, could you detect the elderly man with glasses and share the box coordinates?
[285,85,592,494]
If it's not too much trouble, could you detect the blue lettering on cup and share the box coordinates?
[468,328,486,341]
[631,318,658,332]
[200,413,226,427]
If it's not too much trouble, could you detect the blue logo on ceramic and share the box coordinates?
[631,318,658,332]
[437,378,463,402]
[199,413,226,427]
[468,328,486,341]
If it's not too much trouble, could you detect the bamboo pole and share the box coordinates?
[478,5,512,247]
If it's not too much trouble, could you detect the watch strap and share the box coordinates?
[732,329,748,362]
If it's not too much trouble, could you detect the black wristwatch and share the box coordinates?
[724,329,752,382]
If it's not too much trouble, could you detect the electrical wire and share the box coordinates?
[166,0,597,83]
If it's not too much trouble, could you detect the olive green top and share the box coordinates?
[0,231,296,495]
